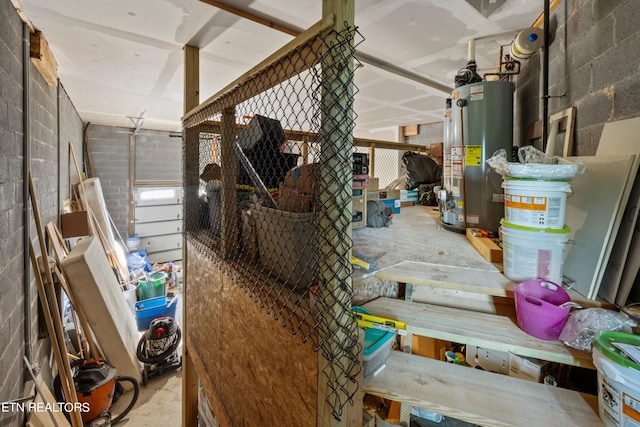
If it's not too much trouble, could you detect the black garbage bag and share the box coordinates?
[402,151,442,190]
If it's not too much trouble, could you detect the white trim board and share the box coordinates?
[617,231,640,306]
[563,155,639,299]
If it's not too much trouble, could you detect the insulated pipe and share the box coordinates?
[542,0,550,151]
[468,38,476,63]
[22,21,32,363]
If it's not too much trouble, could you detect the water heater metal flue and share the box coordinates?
[440,80,514,233]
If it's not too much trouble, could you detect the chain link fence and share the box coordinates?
[183,24,363,420]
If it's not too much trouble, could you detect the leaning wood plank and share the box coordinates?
[29,243,83,427]
[363,297,594,369]
[364,352,601,427]
[26,377,71,427]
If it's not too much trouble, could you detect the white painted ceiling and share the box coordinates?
[19,0,543,140]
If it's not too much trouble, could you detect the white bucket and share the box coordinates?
[503,178,572,229]
[592,332,640,427]
[501,220,569,285]
[126,236,140,250]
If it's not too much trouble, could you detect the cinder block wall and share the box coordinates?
[0,3,83,426]
[515,0,640,154]
[135,129,182,182]
[0,5,29,425]
[404,121,444,146]
[86,125,131,238]
[87,126,182,239]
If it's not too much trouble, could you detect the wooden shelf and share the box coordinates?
[362,297,594,369]
[364,351,601,427]
[374,260,610,309]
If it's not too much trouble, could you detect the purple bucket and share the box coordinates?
[514,279,571,340]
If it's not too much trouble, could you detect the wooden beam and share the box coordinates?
[532,0,562,28]
[30,30,58,86]
[199,0,299,36]
[184,45,200,115]
[183,16,334,124]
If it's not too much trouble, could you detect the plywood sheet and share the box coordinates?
[186,244,317,427]
[61,236,142,383]
[563,155,638,299]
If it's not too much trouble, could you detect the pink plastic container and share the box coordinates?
[513,279,571,340]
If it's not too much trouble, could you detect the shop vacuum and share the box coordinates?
[136,316,182,385]
[55,359,140,426]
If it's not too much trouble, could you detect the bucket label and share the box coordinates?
[600,374,621,425]
[623,392,640,424]
[505,193,563,227]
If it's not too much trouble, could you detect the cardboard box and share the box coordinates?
[283,163,319,194]
[411,335,448,360]
[509,354,559,383]
[466,345,510,375]
[277,185,311,213]
[353,174,369,188]
[428,142,443,157]
[367,189,400,201]
[61,211,91,238]
[352,195,367,228]
[400,189,419,202]
[366,177,379,190]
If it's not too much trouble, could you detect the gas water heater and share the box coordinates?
[440,79,514,233]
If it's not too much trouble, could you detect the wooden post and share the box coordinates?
[182,44,200,427]
[317,1,357,426]
[220,107,237,257]
[184,45,200,115]
[369,143,375,179]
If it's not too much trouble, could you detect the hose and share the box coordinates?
[110,376,140,425]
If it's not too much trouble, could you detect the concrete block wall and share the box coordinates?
[404,121,444,146]
[0,4,83,426]
[515,0,640,154]
[86,125,131,238]
[0,4,30,426]
[87,126,182,239]
[135,129,182,182]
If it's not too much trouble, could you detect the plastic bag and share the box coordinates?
[559,308,637,351]
[486,146,585,180]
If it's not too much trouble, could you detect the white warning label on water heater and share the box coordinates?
[469,85,484,101]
